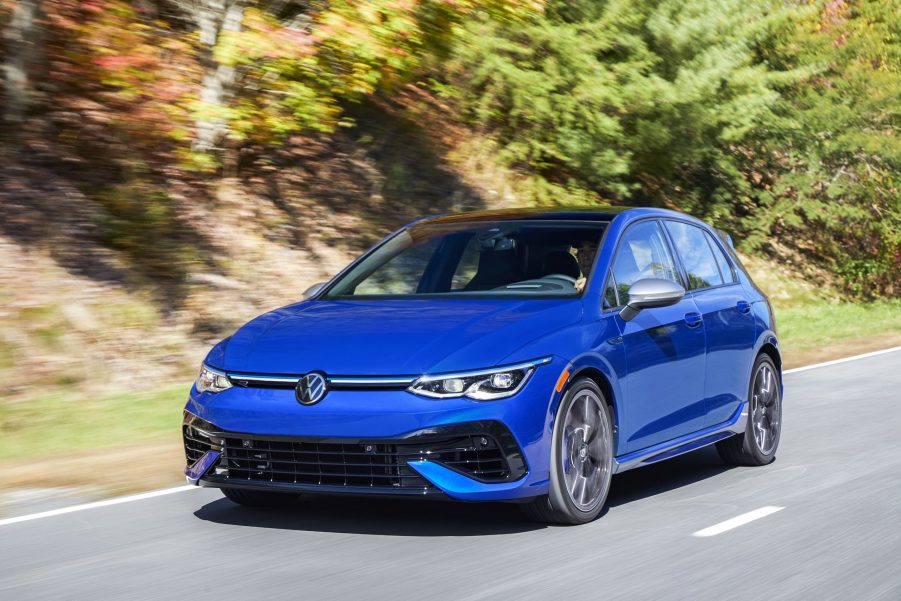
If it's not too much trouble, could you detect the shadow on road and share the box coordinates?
[194,494,544,536]
[193,446,735,535]
[607,446,735,508]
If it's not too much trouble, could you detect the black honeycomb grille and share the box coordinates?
[182,417,521,492]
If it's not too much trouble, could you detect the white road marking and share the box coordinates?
[784,346,901,375]
[0,485,198,527]
[692,506,784,537]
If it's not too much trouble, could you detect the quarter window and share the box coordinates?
[603,269,619,309]
[663,221,724,290]
[606,221,681,307]
[705,231,736,284]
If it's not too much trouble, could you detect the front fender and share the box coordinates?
[515,316,627,455]
[752,327,783,397]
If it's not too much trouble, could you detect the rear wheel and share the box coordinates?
[717,354,782,466]
[522,378,614,525]
[221,487,301,508]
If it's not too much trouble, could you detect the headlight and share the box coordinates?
[196,364,232,393]
[408,357,551,400]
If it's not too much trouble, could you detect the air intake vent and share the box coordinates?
[182,414,525,493]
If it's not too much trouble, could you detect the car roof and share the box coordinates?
[412,206,690,226]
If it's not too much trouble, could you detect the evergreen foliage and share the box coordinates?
[446,0,899,295]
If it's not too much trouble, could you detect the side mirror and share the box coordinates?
[619,278,685,322]
[303,282,327,299]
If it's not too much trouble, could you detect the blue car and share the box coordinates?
[184,207,782,524]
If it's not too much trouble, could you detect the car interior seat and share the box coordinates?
[541,251,581,280]
[464,249,525,291]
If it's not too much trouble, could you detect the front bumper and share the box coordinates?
[184,414,529,500]
[183,358,563,501]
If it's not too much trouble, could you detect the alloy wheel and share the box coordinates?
[751,362,780,455]
[561,390,611,512]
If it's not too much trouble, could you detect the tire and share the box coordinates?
[221,487,301,508]
[716,354,782,466]
[521,378,614,525]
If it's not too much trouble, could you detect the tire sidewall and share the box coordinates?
[547,378,613,524]
[743,355,781,463]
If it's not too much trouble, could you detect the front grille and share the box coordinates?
[219,437,431,489]
[182,415,525,492]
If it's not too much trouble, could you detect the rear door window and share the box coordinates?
[705,231,736,284]
[663,221,724,290]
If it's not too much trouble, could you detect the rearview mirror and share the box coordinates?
[303,282,327,299]
[619,278,685,322]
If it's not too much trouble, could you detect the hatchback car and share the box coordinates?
[184,207,782,524]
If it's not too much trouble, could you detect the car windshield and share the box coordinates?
[323,220,607,299]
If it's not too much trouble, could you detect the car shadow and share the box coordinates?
[607,446,735,508]
[193,494,544,536]
[193,447,735,536]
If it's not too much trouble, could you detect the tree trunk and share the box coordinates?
[3,0,43,126]
[193,0,245,152]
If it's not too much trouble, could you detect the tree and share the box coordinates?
[188,0,247,150]
[211,0,537,147]
[3,0,43,126]
[750,0,901,296]
[449,0,807,208]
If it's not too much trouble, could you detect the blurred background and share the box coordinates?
[0,0,898,507]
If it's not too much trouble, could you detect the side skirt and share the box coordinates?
[613,402,747,474]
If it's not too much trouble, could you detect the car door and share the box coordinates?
[605,220,707,453]
[662,220,756,427]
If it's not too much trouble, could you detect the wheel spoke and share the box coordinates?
[584,466,600,501]
[753,407,764,424]
[564,461,577,492]
[571,473,584,501]
[581,476,592,506]
[588,432,606,459]
[585,408,598,443]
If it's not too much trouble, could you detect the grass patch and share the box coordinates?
[0,385,188,463]
[774,298,901,355]
[741,254,901,359]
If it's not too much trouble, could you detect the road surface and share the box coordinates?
[1,349,899,600]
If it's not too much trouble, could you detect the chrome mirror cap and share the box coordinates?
[620,278,685,322]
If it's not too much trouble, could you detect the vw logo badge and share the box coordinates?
[296,372,328,405]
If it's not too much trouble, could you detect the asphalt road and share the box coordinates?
[2,350,899,601]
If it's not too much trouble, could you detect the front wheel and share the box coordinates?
[717,354,782,466]
[521,378,614,525]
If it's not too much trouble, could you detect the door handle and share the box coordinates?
[736,300,752,314]
[684,312,703,328]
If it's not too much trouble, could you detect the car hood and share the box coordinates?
[212,298,583,375]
